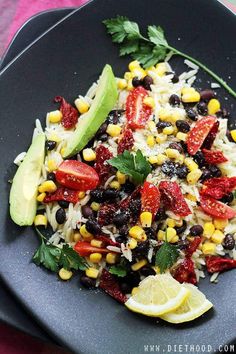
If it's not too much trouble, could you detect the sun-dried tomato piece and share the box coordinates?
[200,177,236,200]
[200,196,236,219]
[185,236,202,257]
[99,269,127,303]
[54,96,78,129]
[117,128,134,154]
[205,256,236,273]
[141,182,160,217]
[98,203,117,226]
[119,186,141,209]
[172,258,197,285]
[159,181,191,217]
[94,145,113,184]
[202,120,219,149]
[96,235,120,247]
[202,149,228,165]
[43,187,79,204]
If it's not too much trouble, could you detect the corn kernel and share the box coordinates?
[158,108,171,122]
[131,259,148,271]
[184,157,198,172]
[127,238,138,249]
[185,193,197,202]
[109,180,120,190]
[148,155,158,164]
[47,159,57,172]
[146,135,155,147]
[116,171,126,184]
[166,218,176,228]
[106,252,118,264]
[60,147,66,156]
[128,60,140,71]
[78,191,85,199]
[182,88,200,103]
[82,148,96,161]
[37,192,46,202]
[170,112,181,123]
[166,227,177,242]
[176,154,185,164]
[124,71,133,80]
[156,153,167,165]
[133,68,146,79]
[91,202,100,211]
[131,287,139,296]
[211,230,225,244]
[34,214,47,227]
[156,133,167,144]
[187,169,202,185]
[203,222,215,238]
[140,211,152,228]
[38,180,57,193]
[85,267,99,279]
[48,133,61,143]
[147,121,156,131]
[157,229,165,241]
[48,110,62,123]
[171,235,179,243]
[91,239,103,248]
[59,268,73,281]
[165,148,180,159]
[202,242,216,255]
[73,232,81,242]
[117,78,127,90]
[74,98,90,114]
[176,132,187,141]
[230,130,236,142]
[181,87,196,95]
[155,62,166,76]
[80,224,93,239]
[143,97,155,108]
[89,253,102,263]
[163,126,174,135]
[129,226,147,241]
[127,78,133,91]
[106,124,122,137]
[213,218,228,230]
[208,98,220,115]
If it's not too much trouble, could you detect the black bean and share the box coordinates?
[169,94,180,106]
[55,208,66,224]
[197,101,208,115]
[222,234,235,250]
[58,200,69,209]
[200,89,216,101]
[47,172,56,182]
[90,189,105,203]
[120,282,132,294]
[81,205,93,218]
[113,212,129,227]
[98,133,108,142]
[193,151,206,168]
[124,272,141,287]
[132,77,141,87]
[103,188,118,201]
[161,161,176,177]
[208,165,222,178]
[107,109,124,124]
[156,121,172,130]
[180,141,188,153]
[134,241,149,256]
[186,108,198,121]
[155,207,167,222]
[118,225,129,237]
[80,275,96,288]
[190,225,203,236]
[116,235,127,243]
[45,140,57,151]
[122,181,136,193]
[171,74,179,83]
[168,142,183,153]
[176,165,188,179]
[178,239,189,250]
[176,120,190,133]
[200,169,212,181]
[140,266,156,276]
[142,75,153,90]
[96,122,107,136]
[86,219,101,235]
[129,199,141,217]
[220,192,234,205]
[144,227,156,239]
[175,220,187,235]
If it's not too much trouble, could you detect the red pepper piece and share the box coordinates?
[172,258,197,285]
[43,187,79,204]
[159,181,191,217]
[54,96,78,129]
[200,196,236,219]
[99,269,127,303]
[202,120,219,149]
[117,128,134,154]
[96,235,120,247]
[201,177,236,200]
[98,203,117,226]
[94,145,113,184]
[202,149,228,165]
[185,236,202,257]
[126,86,152,129]
[205,256,236,273]
[74,241,109,257]
[141,181,160,217]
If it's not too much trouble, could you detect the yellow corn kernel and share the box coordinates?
[124,71,133,80]
[155,62,166,76]
[143,97,155,108]
[156,133,167,144]
[36,192,46,202]
[127,238,138,249]
[38,180,57,193]
[82,148,96,162]
[148,155,158,164]
[34,214,47,227]
[185,193,197,202]
[184,157,198,172]
[158,108,172,122]
[182,88,200,103]
[176,132,187,141]
[80,224,93,239]
[89,253,102,263]
[170,112,181,123]
[48,133,61,143]
[208,98,220,115]
[131,259,148,271]
[157,229,165,241]
[91,239,103,248]
[85,267,99,279]
[73,232,81,242]
[48,110,62,123]
[109,180,121,190]
[147,121,156,131]
[166,227,177,242]
[59,268,73,281]
[181,87,196,95]
[106,252,118,264]
[132,68,146,79]
[156,153,168,165]
[131,287,139,296]
[211,230,225,244]
[213,218,228,230]
[140,211,152,228]
[91,202,100,211]
[230,130,236,142]
[47,159,57,172]
[106,124,122,137]
[129,226,147,241]
[60,147,66,156]
[127,79,133,91]
[163,126,174,135]
[117,78,127,90]
[166,218,176,228]
[187,169,202,185]
[176,154,185,164]
[175,219,183,227]
[74,98,90,114]
[171,235,179,243]
[128,60,140,71]
[116,171,126,185]
[165,148,180,159]
[202,242,216,255]
[146,135,155,147]
[203,222,215,239]
[78,191,86,199]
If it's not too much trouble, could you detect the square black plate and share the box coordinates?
[0,1,235,353]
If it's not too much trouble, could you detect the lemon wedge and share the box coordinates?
[125,274,190,317]
[160,283,213,323]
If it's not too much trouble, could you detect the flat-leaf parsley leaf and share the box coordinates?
[155,242,179,273]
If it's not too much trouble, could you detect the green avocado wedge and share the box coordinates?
[63,64,118,158]
[9,133,45,226]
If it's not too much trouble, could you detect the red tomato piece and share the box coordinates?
[54,96,78,129]
[94,145,113,184]
[55,160,99,191]
[172,258,197,285]
[141,181,160,217]
[159,181,191,217]
[117,128,134,154]
[185,236,202,257]
[43,187,79,204]
[96,235,120,247]
[186,116,217,155]
[126,86,152,129]
[205,256,236,273]
[201,177,236,199]
[74,241,109,257]
[202,120,219,149]
[202,149,228,165]
[99,269,127,303]
[200,196,236,219]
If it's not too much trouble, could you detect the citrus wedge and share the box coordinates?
[125,274,190,317]
[160,283,213,323]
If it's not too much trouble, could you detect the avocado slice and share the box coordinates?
[63,64,118,158]
[9,133,45,226]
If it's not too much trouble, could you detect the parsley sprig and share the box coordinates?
[103,16,236,98]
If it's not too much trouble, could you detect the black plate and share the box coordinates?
[0,1,235,353]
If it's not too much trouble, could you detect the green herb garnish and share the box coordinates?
[108,149,151,185]
[155,241,179,273]
[103,16,236,98]
[109,264,127,277]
